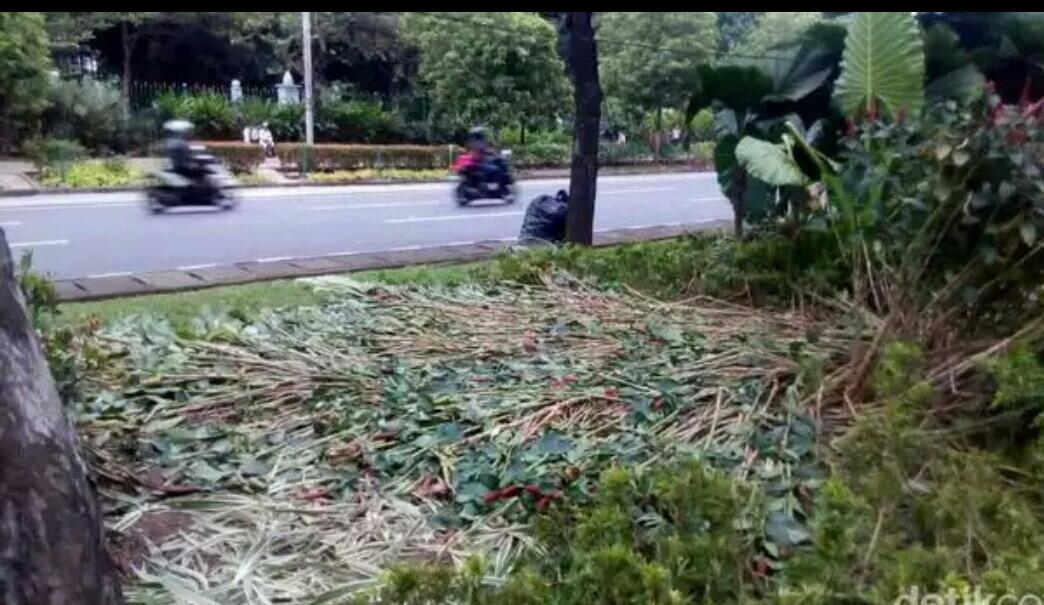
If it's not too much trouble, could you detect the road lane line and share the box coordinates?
[256,256,293,263]
[9,239,69,248]
[322,250,359,257]
[387,211,523,224]
[87,271,132,279]
[600,187,677,195]
[385,244,426,252]
[306,201,442,211]
[689,196,729,203]
[178,263,217,271]
[0,221,23,227]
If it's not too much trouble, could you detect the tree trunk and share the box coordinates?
[654,106,663,161]
[732,168,747,238]
[0,230,124,604]
[561,12,602,246]
[120,22,134,119]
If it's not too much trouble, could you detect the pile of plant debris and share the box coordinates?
[74,273,854,603]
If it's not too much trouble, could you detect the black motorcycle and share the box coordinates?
[145,145,239,213]
[454,150,518,206]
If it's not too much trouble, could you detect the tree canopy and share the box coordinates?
[400,12,569,130]
[0,12,52,152]
[598,12,717,123]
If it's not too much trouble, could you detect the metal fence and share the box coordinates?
[130,82,274,111]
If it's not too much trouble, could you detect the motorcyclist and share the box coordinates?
[163,119,218,194]
[452,126,500,186]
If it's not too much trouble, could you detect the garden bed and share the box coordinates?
[74,273,847,602]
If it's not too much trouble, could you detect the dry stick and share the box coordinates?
[862,507,886,571]
[702,388,725,450]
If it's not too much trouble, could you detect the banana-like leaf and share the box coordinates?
[834,12,926,118]
[926,65,986,104]
[734,136,806,187]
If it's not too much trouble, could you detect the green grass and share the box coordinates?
[57,261,489,328]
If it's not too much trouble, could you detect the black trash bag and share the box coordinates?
[519,189,569,244]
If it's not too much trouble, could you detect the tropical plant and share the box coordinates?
[687,25,844,235]
[833,12,925,119]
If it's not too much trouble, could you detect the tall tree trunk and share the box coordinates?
[0,230,124,604]
[654,105,663,161]
[561,12,602,246]
[732,168,747,238]
[120,22,135,119]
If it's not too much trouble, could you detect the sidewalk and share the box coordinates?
[0,159,707,198]
[53,220,730,302]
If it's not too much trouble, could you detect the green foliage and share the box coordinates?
[786,91,1044,328]
[41,78,125,153]
[0,12,52,152]
[688,30,842,233]
[727,12,824,60]
[154,91,236,139]
[600,12,717,118]
[986,348,1044,417]
[203,142,264,174]
[316,98,404,143]
[834,12,926,119]
[38,158,141,188]
[492,232,842,305]
[357,460,752,605]
[15,251,83,404]
[275,143,457,172]
[401,12,569,130]
[23,136,87,177]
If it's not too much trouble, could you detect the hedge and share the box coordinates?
[275,144,461,171]
[200,142,265,173]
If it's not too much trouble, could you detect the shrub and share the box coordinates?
[275,143,459,172]
[316,99,404,143]
[308,168,449,183]
[38,158,141,188]
[497,127,571,147]
[511,143,571,167]
[201,141,264,174]
[23,137,87,177]
[689,108,715,141]
[41,78,125,153]
[153,91,236,139]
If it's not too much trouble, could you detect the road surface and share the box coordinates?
[0,172,731,281]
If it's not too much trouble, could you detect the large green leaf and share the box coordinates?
[834,12,926,118]
[735,136,806,187]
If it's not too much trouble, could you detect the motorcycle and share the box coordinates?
[453,150,518,206]
[145,145,239,213]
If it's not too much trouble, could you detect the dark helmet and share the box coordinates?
[466,126,487,143]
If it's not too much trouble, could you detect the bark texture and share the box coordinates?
[0,229,123,604]
[561,12,603,246]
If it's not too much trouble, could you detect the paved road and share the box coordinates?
[0,172,731,280]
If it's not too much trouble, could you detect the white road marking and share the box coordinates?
[385,244,426,252]
[0,221,23,227]
[600,187,677,195]
[9,239,68,248]
[256,256,293,263]
[306,201,441,211]
[87,271,132,279]
[322,250,359,257]
[178,263,217,271]
[689,196,729,203]
[386,211,523,224]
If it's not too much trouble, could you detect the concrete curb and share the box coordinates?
[54,220,731,302]
[1,163,710,199]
